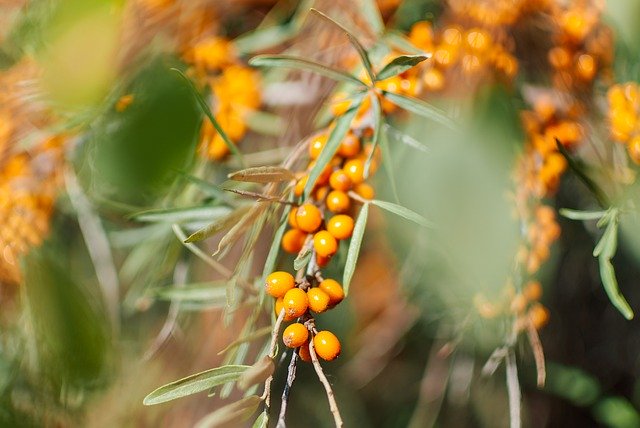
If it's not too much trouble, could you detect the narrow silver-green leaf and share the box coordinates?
[294,247,312,271]
[593,219,616,258]
[360,0,385,35]
[131,206,232,224]
[252,411,268,428]
[310,8,375,84]
[384,31,426,55]
[171,68,244,165]
[185,206,252,243]
[383,91,457,130]
[194,395,262,428]
[304,98,362,197]
[249,55,365,86]
[383,123,430,154]
[143,365,249,405]
[228,166,296,183]
[560,208,607,221]
[364,92,381,179]
[154,282,227,303]
[376,55,429,81]
[371,199,434,228]
[237,355,275,390]
[261,205,292,281]
[599,257,634,320]
[379,122,401,203]
[343,203,369,295]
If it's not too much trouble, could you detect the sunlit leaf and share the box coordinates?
[228,166,296,183]
[376,55,429,81]
[194,395,262,428]
[370,199,434,228]
[305,98,362,197]
[171,68,244,165]
[383,91,457,130]
[249,55,365,86]
[143,365,249,405]
[343,203,369,295]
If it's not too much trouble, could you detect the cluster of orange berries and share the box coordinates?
[266,271,344,362]
[547,2,613,92]
[475,280,550,331]
[407,20,518,94]
[517,205,561,276]
[607,83,640,164]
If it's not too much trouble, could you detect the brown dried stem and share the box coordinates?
[309,334,344,428]
[261,309,286,411]
[276,351,299,428]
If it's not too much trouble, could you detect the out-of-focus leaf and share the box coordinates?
[371,199,434,228]
[143,365,249,405]
[343,203,369,295]
[194,395,262,428]
[228,166,296,183]
[171,68,244,164]
[560,208,607,221]
[214,205,263,257]
[365,92,381,179]
[376,55,429,81]
[383,123,430,154]
[237,356,275,390]
[310,8,375,84]
[252,411,268,428]
[599,258,633,320]
[249,55,365,86]
[245,110,284,136]
[131,206,231,224]
[544,362,601,407]
[262,204,292,281]
[360,0,385,35]
[384,31,425,55]
[218,326,272,356]
[153,281,227,303]
[593,396,640,428]
[185,206,252,243]
[305,98,362,197]
[383,91,457,130]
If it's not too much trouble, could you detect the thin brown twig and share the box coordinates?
[276,351,299,428]
[262,309,286,410]
[526,319,546,388]
[223,188,298,205]
[309,334,344,428]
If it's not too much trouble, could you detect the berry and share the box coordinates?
[283,323,309,348]
[343,159,365,184]
[326,190,350,213]
[288,208,298,228]
[313,331,341,361]
[316,254,330,267]
[318,279,344,306]
[628,136,640,164]
[314,230,338,258]
[329,169,352,191]
[294,175,308,197]
[327,215,354,240]
[282,288,308,319]
[281,229,307,254]
[338,133,361,158]
[307,287,330,313]
[296,203,322,233]
[298,341,312,362]
[265,271,295,298]
[274,297,284,317]
[354,182,375,200]
[309,134,327,160]
[524,281,543,301]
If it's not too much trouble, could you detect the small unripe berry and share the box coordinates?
[326,190,350,213]
[314,230,338,258]
[265,271,295,298]
[282,288,308,319]
[327,215,354,240]
[283,323,309,348]
[313,331,341,361]
[307,287,331,313]
[296,203,322,233]
[318,279,344,306]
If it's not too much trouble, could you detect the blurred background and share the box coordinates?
[1,0,640,427]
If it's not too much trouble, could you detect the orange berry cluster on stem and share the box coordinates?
[266,272,345,362]
[607,83,640,164]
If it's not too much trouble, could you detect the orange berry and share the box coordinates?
[288,208,298,228]
[315,185,330,202]
[294,175,308,197]
[307,287,331,313]
[318,279,344,306]
[282,288,308,319]
[298,341,312,362]
[548,46,571,69]
[529,303,550,329]
[274,297,284,317]
[326,190,351,213]
[329,169,352,191]
[316,254,331,267]
[524,281,543,301]
[282,229,307,254]
[314,230,338,258]
[309,161,333,186]
[465,28,491,53]
[344,159,365,184]
[265,271,295,298]
[575,54,596,81]
[309,134,327,160]
[433,46,458,68]
[442,26,462,46]
[510,294,527,314]
[423,67,445,91]
[295,203,322,233]
[283,323,309,348]
[338,133,361,158]
[207,135,230,160]
[313,331,341,361]
[354,182,375,199]
[327,214,354,240]
[628,136,640,164]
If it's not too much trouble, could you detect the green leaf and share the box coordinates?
[383,123,430,154]
[364,92,381,179]
[294,246,312,271]
[360,0,385,35]
[131,206,232,224]
[249,55,365,86]
[184,206,252,243]
[304,97,363,197]
[310,8,375,84]
[560,208,607,221]
[143,365,249,405]
[228,166,296,183]
[382,91,457,130]
[599,257,634,320]
[235,25,297,54]
[245,110,284,136]
[384,31,426,55]
[343,203,369,295]
[194,395,262,428]
[376,55,429,81]
[153,281,227,303]
[377,108,401,203]
[261,205,292,281]
[370,199,434,228]
[237,355,275,390]
[171,68,245,165]
[593,214,617,258]
[252,411,268,428]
